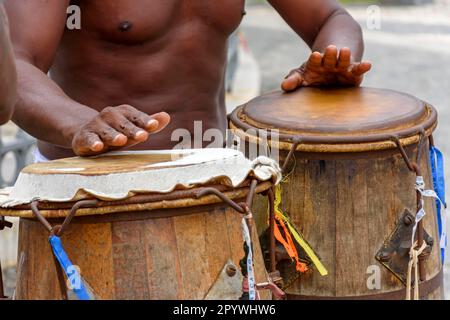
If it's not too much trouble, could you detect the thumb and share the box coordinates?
[281,70,304,92]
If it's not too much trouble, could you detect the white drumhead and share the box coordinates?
[0,148,281,207]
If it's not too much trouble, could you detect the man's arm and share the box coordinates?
[0,3,16,124]
[5,0,169,156]
[268,0,371,91]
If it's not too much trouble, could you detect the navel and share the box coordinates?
[118,21,133,32]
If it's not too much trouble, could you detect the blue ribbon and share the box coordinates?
[49,235,92,300]
[429,146,447,262]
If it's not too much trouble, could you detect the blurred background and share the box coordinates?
[1,0,450,298]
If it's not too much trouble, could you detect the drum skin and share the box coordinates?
[229,87,443,300]
[14,199,269,300]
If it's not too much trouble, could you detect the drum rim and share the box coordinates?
[0,180,272,219]
[229,89,437,153]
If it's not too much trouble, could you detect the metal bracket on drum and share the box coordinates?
[204,260,243,300]
[195,179,286,300]
[0,216,13,300]
[376,209,434,285]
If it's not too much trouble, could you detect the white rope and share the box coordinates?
[406,241,428,300]
[415,176,448,251]
[405,176,440,300]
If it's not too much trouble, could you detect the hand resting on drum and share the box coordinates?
[71,105,171,156]
[281,45,372,91]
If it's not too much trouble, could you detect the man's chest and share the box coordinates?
[71,0,245,43]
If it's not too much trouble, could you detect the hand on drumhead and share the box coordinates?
[71,105,171,156]
[281,46,372,92]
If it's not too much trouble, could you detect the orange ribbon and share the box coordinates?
[273,214,308,273]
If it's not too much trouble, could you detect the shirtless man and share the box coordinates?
[5,0,371,159]
[0,3,16,124]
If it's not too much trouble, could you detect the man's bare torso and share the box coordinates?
[40,0,245,158]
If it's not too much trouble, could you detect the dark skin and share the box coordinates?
[5,0,371,159]
[0,3,16,125]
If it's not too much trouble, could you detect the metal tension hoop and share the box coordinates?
[195,179,286,299]
[30,199,98,236]
[389,129,428,282]
[30,199,98,300]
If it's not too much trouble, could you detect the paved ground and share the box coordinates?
[241,0,450,299]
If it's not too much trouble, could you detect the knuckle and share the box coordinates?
[117,104,135,112]
[101,106,115,115]
[74,128,90,141]
[121,122,135,132]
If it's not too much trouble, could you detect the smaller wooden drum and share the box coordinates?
[0,149,281,300]
[230,87,444,300]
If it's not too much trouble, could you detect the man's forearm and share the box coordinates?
[0,4,16,124]
[312,9,364,61]
[13,58,98,147]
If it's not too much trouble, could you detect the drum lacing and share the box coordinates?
[195,179,286,300]
[30,199,98,300]
[389,130,439,299]
[31,199,98,236]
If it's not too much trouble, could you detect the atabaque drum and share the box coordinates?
[229,87,444,299]
[0,148,282,300]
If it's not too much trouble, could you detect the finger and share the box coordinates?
[307,51,322,69]
[322,45,338,69]
[118,105,159,132]
[337,47,351,70]
[351,61,372,76]
[148,111,171,134]
[95,121,128,147]
[281,71,303,92]
[72,131,104,156]
[109,114,149,142]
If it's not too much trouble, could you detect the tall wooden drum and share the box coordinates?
[229,87,444,300]
[0,149,282,300]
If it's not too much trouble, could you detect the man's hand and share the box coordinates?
[281,45,372,92]
[71,105,170,156]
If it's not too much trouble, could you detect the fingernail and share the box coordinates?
[91,141,103,151]
[147,119,159,129]
[135,130,148,140]
[113,134,127,144]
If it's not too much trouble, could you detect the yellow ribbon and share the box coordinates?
[274,185,328,276]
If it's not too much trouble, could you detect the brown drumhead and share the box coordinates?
[239,87,427,135]
[22,152,190,176]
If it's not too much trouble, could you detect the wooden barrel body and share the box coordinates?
[229,87,444,299]
[0,149,278,300]
[276,145,443,299]
[13,186,270,300]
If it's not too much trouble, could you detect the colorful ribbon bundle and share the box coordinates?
[272,185,328,276]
